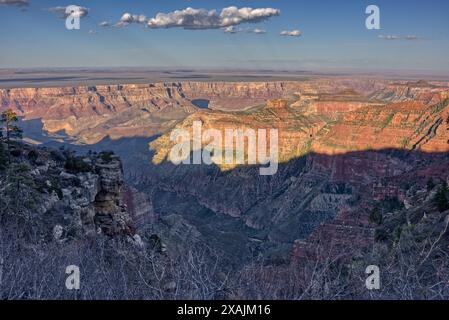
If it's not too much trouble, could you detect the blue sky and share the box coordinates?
[1,0,448,73]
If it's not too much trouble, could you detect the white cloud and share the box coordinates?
[252,28,266,34]
[0,0,29,6]
[224,26,241,33]
[117,6,280,30]
[280,30,301,37]
[218,6,279,28]
[47,5,89,19]
[99,21,111,27]
[147,7,220,29]
[121,13,147,24]
[115,13,147,27]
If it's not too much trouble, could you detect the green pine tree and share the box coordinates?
[0,109,23,164]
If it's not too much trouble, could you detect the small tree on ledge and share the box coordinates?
[0,109,23,164]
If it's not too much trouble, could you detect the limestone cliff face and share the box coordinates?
[180,81,289,110]
[150,86,449,173]
[0,84,197,144]
[312,99,449,154]
[0,78,392,143]
[92,155,132,236]
[369,81,449,104]
[59,153,134,237]
[0,143,133,241]
[0,84,193,118]
[150,97,326,169]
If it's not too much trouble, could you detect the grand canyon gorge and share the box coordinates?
[1,0,449,304]
[1,75,448,299]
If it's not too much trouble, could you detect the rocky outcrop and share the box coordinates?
[58,153,133,237]
[92,155,132,236]
[0,143,133,241]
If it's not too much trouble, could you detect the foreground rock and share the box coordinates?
[0,142,133,241]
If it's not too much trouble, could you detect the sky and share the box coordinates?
[0,0,449,73]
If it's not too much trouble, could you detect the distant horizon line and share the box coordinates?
[1,66,449,75]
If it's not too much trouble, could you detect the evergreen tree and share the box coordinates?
[0,109,23,163]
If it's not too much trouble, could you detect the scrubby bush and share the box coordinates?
[27,149,39,163]
[50,149,66,162]
[374,228,389,242]
[433,182,449,212]
[10,148,22,157]
[381,196,404,212]
[64,155,92,173]
[427,178,435,191]
[99,150,115,163]
[369,207,383,225]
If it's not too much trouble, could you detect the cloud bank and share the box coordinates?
[118,6,280,30]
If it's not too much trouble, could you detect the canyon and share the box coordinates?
[0,77,448,265]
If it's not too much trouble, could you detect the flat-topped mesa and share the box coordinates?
[0,83,196,119]
[369,82,449,105]
[290,89,383,117]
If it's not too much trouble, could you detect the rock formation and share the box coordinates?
[1,77,448,264]
[0,143,133,241]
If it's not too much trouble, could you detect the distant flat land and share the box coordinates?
[0,68,448,89]
[0,68,313,88]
